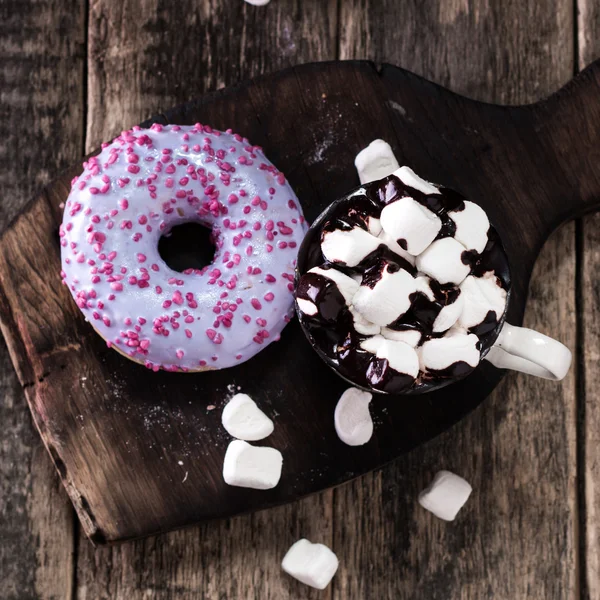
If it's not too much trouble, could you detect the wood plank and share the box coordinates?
[578,1,600,597]
[77,0,337,597]
[335,1,578,598]
[0,0,84,597]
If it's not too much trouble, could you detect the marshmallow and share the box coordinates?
[381,327,421,346]
[416,237,471,285]
[377,230,415,265]
[334,388,374,446]
[380,197,442,255]
[419,329,480,371]
[221,393,274,441]
[393,166,441,196]
[297,298,318,316]
[352,263,416,326]
[309,266,359,306]
[244,0,270,5]
[355,139,400,184]
[281,539,339,590]
[458,273,507,330]
[368,216,383,236]
[432,291,465,333]
[222,440,282,490]
[349,305,381,336]
[418,470,473,521]
[414,275,435,301]
[361,335,419,377]
[449,201,490,253]
[321,227,381,267]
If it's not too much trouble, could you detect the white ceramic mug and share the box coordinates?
[484,323,572,381]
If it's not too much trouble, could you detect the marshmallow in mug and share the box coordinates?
[296,150,511,393]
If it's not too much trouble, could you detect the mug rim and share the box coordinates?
[294,183,512,396]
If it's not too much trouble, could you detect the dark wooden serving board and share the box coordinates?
[1,60,599,545]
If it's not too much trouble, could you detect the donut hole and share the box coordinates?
[158,222,215,272]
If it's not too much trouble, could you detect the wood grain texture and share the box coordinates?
[0,0,84,597]
[86,0,338,149]
[579,1,600,598]
[335,0,578,598]
[0,2,597,599]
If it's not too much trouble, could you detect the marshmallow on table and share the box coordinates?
[352,262,416,326]
[355,139,400,184]
[458,273,507,330]
[432,291,465,333]
[419,329,480,372]
[449,201,490,253]
[244,0,270,5]
[416,237,471,285]
[380,197,442,256]
[221,393,274,441]
[419,470,473,521]
[281,539,339,590]
[394,166,441,196]
[309,266,359,305]
[321,227,382,267]
[222,440,282,490]
[334,387,374,446]
[361,335,419,378]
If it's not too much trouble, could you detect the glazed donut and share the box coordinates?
[60,123,307,372]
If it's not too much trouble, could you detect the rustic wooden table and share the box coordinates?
[1,1,599,598]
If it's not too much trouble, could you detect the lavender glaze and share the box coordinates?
[60,124,307,372]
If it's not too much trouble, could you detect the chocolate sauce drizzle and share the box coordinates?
[296,174,511,395]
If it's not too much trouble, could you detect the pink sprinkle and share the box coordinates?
[110,282,123,291]
[127,165,140,174]
[136,253,147,263]
[251,298,262,310]
[176,350,184,359]
[243,314,251,323]
[264,292,274,302]
[185,329,192,339]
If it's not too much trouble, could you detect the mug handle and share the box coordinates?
[484,322,572,381]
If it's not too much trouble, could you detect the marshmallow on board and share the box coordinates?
[244,0,271,5]
[281,539,339,590]
[221,393,274,441]
[418,470,473,521]
[222,440,282,490]
[334,388,374,446]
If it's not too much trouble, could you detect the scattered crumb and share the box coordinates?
[182,471,188,483]
[178,460,184,466]
[322,93,327,99]
[59,202,65,209]
[207,405,216,411]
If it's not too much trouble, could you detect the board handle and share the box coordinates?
[534,58,600,230]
